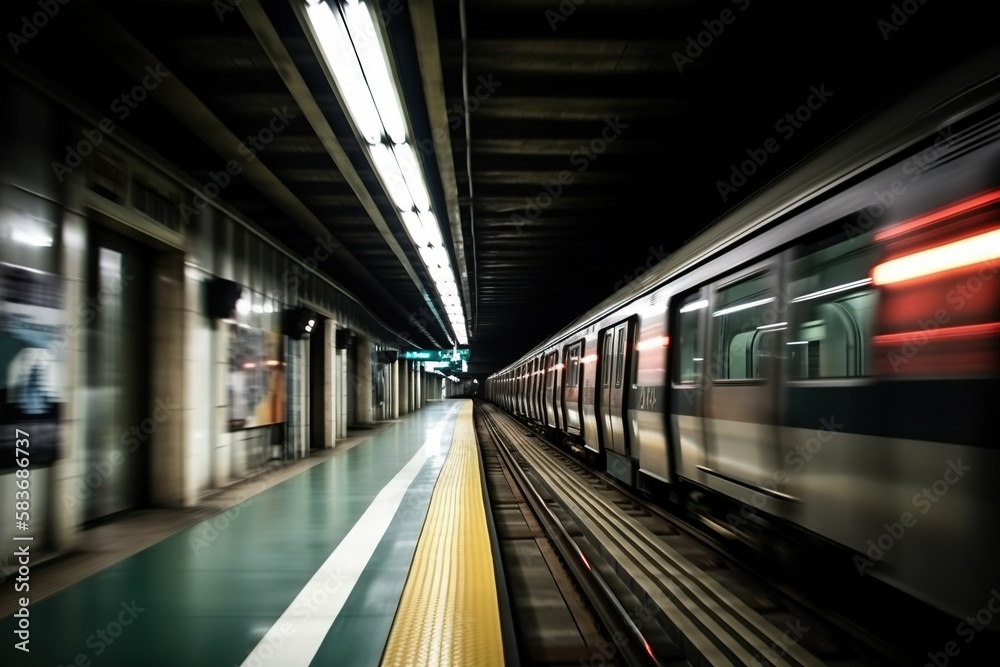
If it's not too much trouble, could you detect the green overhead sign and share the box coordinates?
[401,349,470,362]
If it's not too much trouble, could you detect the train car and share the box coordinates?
[486,44,1000,631]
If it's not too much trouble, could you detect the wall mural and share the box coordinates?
[228,323,286,430]
[0,263,65,467]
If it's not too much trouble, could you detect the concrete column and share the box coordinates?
[323,319,337,447]
[409,362,416,412]
[398,360,409,416]
[391,359,400,418]
[151,250,186,507]
[415,364,422,409]
[355,335,373,424]
[337,348,347,438]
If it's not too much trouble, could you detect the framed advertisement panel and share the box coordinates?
[0,263,65,467]
[228,323,286,430]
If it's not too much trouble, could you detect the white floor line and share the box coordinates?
[239,442,431,667]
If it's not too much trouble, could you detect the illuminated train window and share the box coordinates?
[787,237,879,379]
[713,272,777,380]
[674,292,706,384]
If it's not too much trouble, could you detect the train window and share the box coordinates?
[614,327,626,387]
[713,272,777,380]
[787,237,878,379]
[674,292,706,383]
[602,333,614,386]
[567,343,581,387]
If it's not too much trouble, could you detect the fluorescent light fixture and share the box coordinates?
[430,266,453,283]
[418,245,438,268]
[792,278,873,303]
[680,299,708,313]
[342,1,406,144]
[787,341,808,345]
[236,298,251,315]
[305,0,381,144]
[425,245,450,268]
[303,0,461,348]
[418,210,445,248]
[402,210,430,247]
[756,321,787,330]
[713,297,775,317]
[393,143,431,211]
[371,143,412,211]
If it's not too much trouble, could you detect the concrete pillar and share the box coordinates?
[415,364,422,409]
[391,359,400,418]
[323,319,337,447]
[151,250,186,506]
[356,335,373,424]
[337,348,347,438]
[398,360,409,416]
[409,362,417,412]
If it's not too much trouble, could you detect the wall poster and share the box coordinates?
[0,263,65,467]
[228,323,286,430]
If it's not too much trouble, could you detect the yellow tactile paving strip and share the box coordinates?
[381,400,505,667]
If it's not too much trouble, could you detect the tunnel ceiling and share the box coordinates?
[2,0,995,374]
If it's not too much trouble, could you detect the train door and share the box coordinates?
[532,356,542,422]
[543,351,558,428]
[562,341,583,434]
[528,358,537,420]
[670,289,710,479]
[703,261,783,491]
[524,361,531,417]
[597,319,634,458]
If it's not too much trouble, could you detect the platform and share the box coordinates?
[1,400,506,667]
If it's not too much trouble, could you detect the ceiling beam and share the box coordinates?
[409,0,475,345]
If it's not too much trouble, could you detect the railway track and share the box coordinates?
[476,400,912,667]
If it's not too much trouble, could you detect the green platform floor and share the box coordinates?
[3,401,463,667]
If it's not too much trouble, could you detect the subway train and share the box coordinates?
[485,45,1000,634]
